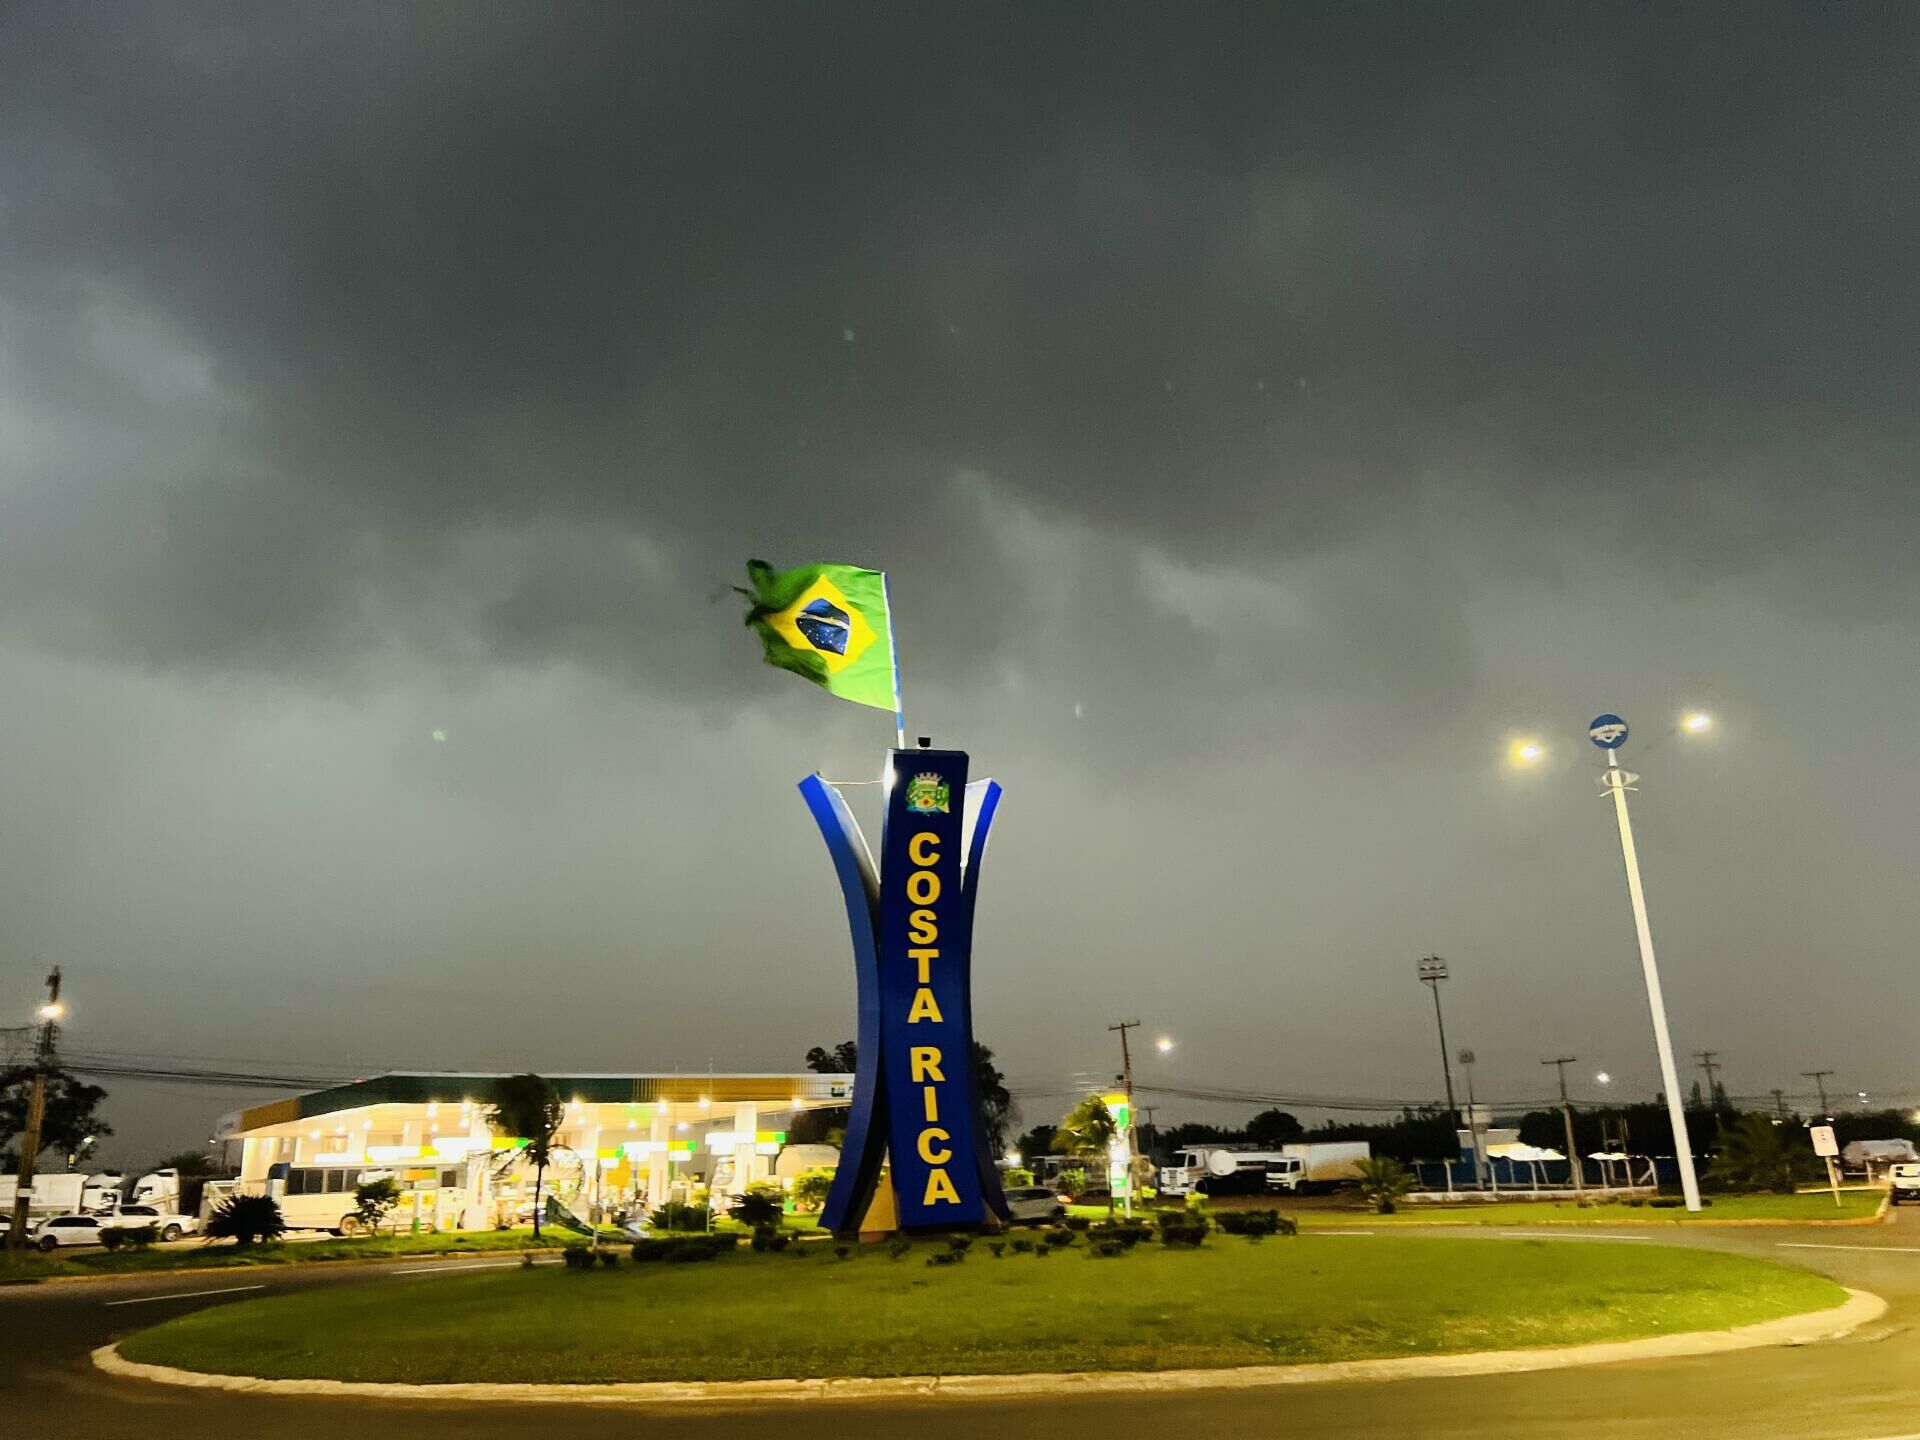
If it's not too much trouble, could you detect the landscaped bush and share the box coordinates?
[947,1234,973,1256]
[206,1193,286,1248]
[1009,1235,1035,1253]
[1215,1209,1296,1237]
[988,1241,1006,1258]
[1087,1218,1150,1248]
[562,1245,596,1269]
[750,1225,791,1253]
[1043,1227,1076,1249]
[791,1168,835,1212]
[597,1249,619,1268]
[731,1183,784,1229]
[926,1250,961,1266]
[1090,1238,1127,1258]
[648,1201,713,1232]
[1002,1167,1035,1188]
[631,1234,735,1263]
[833,1244,853,1261]
[886,1237,912,1261]
[1154,1209,1209,1247]
[1054,1167,1088,1198]
[1062,1215,1091,1232]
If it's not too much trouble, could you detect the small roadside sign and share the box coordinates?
[1810,1125,1838,1157]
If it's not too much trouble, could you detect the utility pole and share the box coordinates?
[1108,1020,1139,1218]
[1771,1088,1789,1121]
[1459,1048,1486,1187]
[1542,1056,1585,1196]
[1416,956,1458,1119]
[1694,1051,1722,1108]
[7,967,63,1254]
[1802,1070,1834,1121]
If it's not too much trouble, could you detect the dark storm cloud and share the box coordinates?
[6,3,1920,1162]
[5,0,1919,719]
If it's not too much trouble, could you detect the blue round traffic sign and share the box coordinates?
[1588,714,1629,749]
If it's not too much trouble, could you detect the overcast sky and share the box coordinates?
[4,3,1918,1167]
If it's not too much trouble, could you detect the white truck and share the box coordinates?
[0,1171,125,1218]
[1160,1143,1371,1196]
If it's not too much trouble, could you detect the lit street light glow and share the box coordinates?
[1155,1037,1174,1053]
[1595,1071,1611,1085]
[1510,739,1544,766]
[36,1002,64,1021]
[1682,711,1712,734]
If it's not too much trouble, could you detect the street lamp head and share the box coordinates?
[1595,1071,1612,1085]
[1155,1036,1174,1053]
[1681,711,1712,735]
[1417,955,1449,983]
[36,1001,65,1021]
[1510,738,1545,767]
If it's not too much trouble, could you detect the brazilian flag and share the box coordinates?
[741,559,898,712]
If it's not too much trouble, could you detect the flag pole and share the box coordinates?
[880,571,906,750]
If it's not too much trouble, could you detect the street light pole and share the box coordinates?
[1593,719,1702,1211]
[7,967,62,1253]
[1542,1057,1585,1197]
[1108,1019,1139,1219]
[1802,1070,1834,1121]
[1417,956,1458,1120]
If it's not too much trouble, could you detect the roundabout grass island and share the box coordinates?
[117,1232,1847,1386]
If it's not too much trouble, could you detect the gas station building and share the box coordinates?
[214,1071,853,1231]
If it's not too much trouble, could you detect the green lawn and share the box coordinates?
[119,1234,1845,1384]
[1297,1191,1884,1226]
[1,1227,569,1279]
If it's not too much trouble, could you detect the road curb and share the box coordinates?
[93,1287,1886,1408]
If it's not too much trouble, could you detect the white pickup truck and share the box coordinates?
[1890,1163,1920,1206]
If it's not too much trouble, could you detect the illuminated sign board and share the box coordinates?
[801,747,1008,1233]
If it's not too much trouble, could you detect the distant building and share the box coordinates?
[213,1071,852,1231]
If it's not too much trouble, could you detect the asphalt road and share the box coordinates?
[5,1211,1920,1440]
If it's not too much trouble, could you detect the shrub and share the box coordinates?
[1088,1219,1150,1248]
[632,1235,733,1263]
[1063,1215,1091,1232]
[118,1223,160,1249]
[947,1234,973,1256]
[833,1244,853,1261]
[1002,1167,1035,1189]
[562,1246,596,1269]
[1157,1216,1208,1248]
[206,1193,286,1248]
[649,1201,712,1232]
[1009,1236,1035,1254]
[1055,1167,1088,1198]
[791,1168,835,1212]
[353,1177,402,1234]
[1354,1156,1416,1214]
[886,1237,913,1261]
[1216,1209,1294,1237]
[988,1241,1006,1259]
[1043,1227,1076,1249]
[99,1228,127,1252]
[926,1251,961,1266]
[597,1249,620,1268]
[732,1183,785,1229]
[750,1225,792,1253]
[1090,1238,1126,1258]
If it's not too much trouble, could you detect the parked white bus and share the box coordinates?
[206,1163,471,1234]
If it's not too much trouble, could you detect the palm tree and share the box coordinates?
[1707,1114,1801,1194]
[486,1073,565,1237]
[1354,1155,1416,1214]
[1053,1094,1119,1212]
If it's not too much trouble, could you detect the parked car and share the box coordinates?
[31,1213,109,1251]
[105,1203,199,1241]
[1889,1163,1920,1205]
[1002,1186,1066,1225]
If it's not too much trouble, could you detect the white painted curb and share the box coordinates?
[94,1287,1886,1407]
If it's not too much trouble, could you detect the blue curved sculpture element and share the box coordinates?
[807,751,1009,1235]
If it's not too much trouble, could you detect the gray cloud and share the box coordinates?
[3,3,1919,1160]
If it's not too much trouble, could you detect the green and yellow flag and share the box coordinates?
[741,559,898,712]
